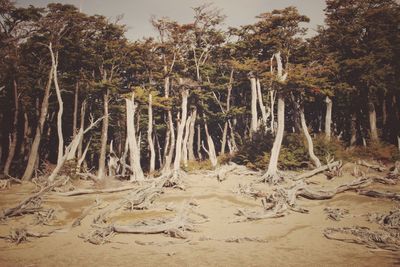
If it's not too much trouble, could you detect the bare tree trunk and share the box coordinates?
[147,94,156,177]
[173,89,189,177]
[22,65,54,181]
[368,101,379,142]
[262,51,287,183]
[197,124,203,160]
[203,120,218,168]
[270,90,276,133]
[300,107,321,168]
[221,70,233,155]
[228,120,237,155]
[256,78,268,130]
[126,94,144,181]
[3,79,19,176]
[72,80,79,138]
[350,113,357,146]
[182,113,192,167]
[188,108,197,161]
[77,100,86,161]
[97,89,109,180]
[249,73,258,135]
[325,96,332,142]
[49,44,64,165]
[20,112,31,161]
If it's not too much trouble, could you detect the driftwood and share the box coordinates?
[324,226,400,251]
[0,178,67,220]
[358,190,400,201]
[57,185,138,197]
[293,160,341,181]
[0,228,55,244]
[356,160,387,172]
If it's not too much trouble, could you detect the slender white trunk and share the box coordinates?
[249,74,258,135]
[147,94,155,177]
[300,107,321,168]
[173,89,189,175]
[188,108,197,161]
[197,124,203,160]
[3,79,18,176]
[221,70,233,155]
[77,100,86,161]
[163,110,175,173]
[72,81,79,137]
[203,121,218,168]
[263,51,287,182]
[126,94,144,181]
[325,96,332,142]
[270,91,276,133]
[369,101,379,142]
[97,89,109,180]
[256,78,268,130]
[182,113,192,167]
[49,43,64,165]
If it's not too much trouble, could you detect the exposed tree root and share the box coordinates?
[0,228,54,244]
[34,208,56,225]
[214,163,260,182]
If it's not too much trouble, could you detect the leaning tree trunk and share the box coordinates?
[368,101,379,142]
[300,107,321,168]
[249,73,258,135]
[22,65,54,181]
[173,89,189,177]
[221,70,233,155]
[3,79,19,176]
[126,94,144,181]
[197,124,203,160]
[147,94,156,177]
[97,89,109,180]
[163,110,175,173]
[325,96,332,142]
[49,44,64,165]
[187,108,197,161]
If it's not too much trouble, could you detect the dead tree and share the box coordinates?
[147,94,156,177]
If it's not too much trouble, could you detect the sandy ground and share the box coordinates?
[0,163,399,267]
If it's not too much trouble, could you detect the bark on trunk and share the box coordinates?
[22,65,54,181]
[187,108,196,161]
[350,113,357,146]
[49,44,64,165]
[325,96,332,142]
[126,94,144,181]
[147,94,156,177]
[221,70,233,155]
[3,79,19,176]
[249,73,258,135]
[300,107,321,168]
[97,89,109,180]
[173,89,189,176]
[368,101,379,142]
[77,100,86,161]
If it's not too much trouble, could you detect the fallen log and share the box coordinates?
[57,185,138,197]
[293,161,341,181]
[358,190,400,201]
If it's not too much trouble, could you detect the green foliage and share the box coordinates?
[351,142,400,162]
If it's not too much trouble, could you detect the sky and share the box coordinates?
[16,0,327,40]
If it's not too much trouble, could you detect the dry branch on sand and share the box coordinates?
[82,204,207,245]
[57,185,138,197]
[358,190,400,201]
[324,207,349,221]
[356,160,387,172]
[234,177,371,222]
[0,228,54,244]
[292,160,342,181]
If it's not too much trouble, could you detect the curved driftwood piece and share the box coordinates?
[358,190,400,201]
[356,160,387,172]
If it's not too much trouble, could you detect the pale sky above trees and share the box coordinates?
[16,0,326,40]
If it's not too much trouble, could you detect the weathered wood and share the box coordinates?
[358,189,400,201]
[57,185,138,197]
[293,161,341,181]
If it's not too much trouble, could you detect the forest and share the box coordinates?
[0,0,400,266]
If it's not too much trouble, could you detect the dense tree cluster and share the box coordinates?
[0,0,399,180]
